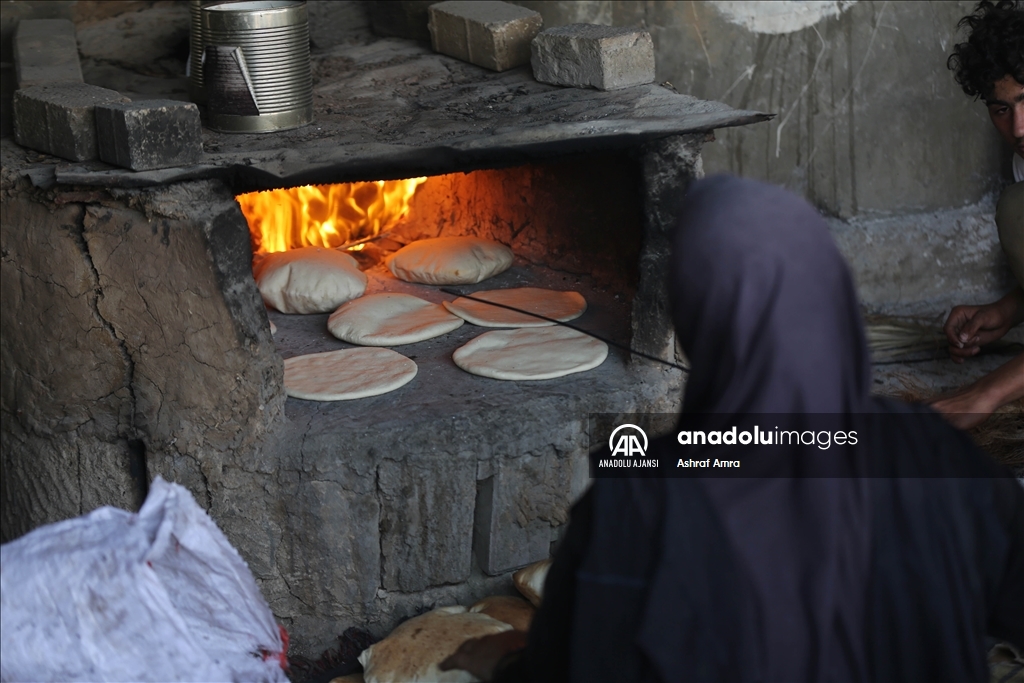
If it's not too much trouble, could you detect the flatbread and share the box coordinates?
[385,236,513,285]
[469,595,536,632]
[283,348,416,400]
[357,606,511,683]
[328,293,464,346]
[256,246,367,314]
[512,559,551,608]
[443,287,586,327]
[453,327,608,380]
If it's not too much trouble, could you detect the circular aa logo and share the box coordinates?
[608,424,648,457]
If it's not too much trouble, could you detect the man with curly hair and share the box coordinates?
[932,0,1024,430]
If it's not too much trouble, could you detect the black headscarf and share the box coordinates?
[662,175,873,682]
[672,174,872,417]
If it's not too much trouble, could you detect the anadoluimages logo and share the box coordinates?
[608,424,648,457]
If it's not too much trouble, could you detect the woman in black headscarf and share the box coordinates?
[442,175,1024,682]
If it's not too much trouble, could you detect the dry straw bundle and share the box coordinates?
[970,410,1024,467]
[865,314,1022,364]
[864,315,948,364]
[865,315,1022,469]
[887,374,1023,470]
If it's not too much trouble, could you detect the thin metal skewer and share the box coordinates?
[440,288,689,372]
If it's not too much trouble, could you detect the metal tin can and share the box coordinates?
[201,0,312,133]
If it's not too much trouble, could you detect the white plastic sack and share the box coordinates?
[0,477,288,683]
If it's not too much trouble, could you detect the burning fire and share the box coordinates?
[237,178,426,254]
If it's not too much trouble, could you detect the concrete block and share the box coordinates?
[368,1,436,42]
[428,1,542,72]
[273,480,382,609]
[95,100,203,171]
[531,24,655,91]
[13,83,128,161]
[13,19,83,88]
[379,458,476,592]
[474,455,572,575]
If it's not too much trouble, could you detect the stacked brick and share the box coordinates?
[13,19,83,88]
[531,24,656,91]
[14,84,129,162]
[94,101,204,171]
[11,19,203,170]
[421,1,656,91]
[427,1,542,72]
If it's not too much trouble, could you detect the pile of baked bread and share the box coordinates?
[327,558,550,683]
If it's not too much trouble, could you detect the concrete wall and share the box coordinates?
[515,0,1018,313]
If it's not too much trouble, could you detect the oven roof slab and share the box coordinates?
[11,37,770,190]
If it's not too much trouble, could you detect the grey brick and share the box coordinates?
[95,100,203,171]
[531,24,656,91]
[379,458,476,592]
[428,1,542,72]
[13,19,83,88]
[13,83,129,161]
[474,455,572,575]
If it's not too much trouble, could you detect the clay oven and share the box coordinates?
[0,25,767,656]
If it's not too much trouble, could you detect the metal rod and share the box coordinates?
[440,288,689,372]
[337,231,392,251]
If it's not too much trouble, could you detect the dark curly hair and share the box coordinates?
[947,0,1024,100]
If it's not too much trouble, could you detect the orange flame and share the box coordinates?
[237,178,426,254]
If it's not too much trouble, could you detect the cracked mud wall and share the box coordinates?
[1,175,284,543]
[1,190,140,539]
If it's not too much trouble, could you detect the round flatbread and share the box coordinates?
[328,293,464,346]
[443,287,587,327]
[513,559,551,607]
[357,606,511,683]
[283,348,416,400]
[385,236,514,285]
[453,326,608,380]
[256,246,367,314]
[469,595,536,632]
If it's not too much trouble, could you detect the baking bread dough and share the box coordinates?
[444,287,586,327]
[357,606,512,683]
[385,236,513,285]
[283,348,416,401]
[256,246,367,314]
[328,293,464,346]
[513,559,551,607]
[453,327,608,380]
[469,595,536,632]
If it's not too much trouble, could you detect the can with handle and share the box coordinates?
[201,0,312,133]
[190,0,247,105]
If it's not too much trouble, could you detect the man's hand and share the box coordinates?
[438,630,528,682]
[943,288,1024,363]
